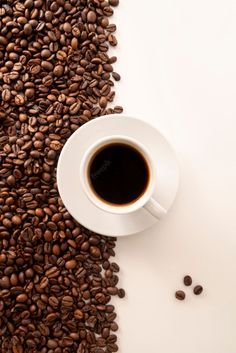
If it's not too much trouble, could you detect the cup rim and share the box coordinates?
[80,135,156,215]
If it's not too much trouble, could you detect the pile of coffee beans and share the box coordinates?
[0,0,124,352]
[175,275,204,301]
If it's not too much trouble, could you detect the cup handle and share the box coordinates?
[143,198,167,219]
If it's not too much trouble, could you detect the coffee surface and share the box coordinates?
[89,143,149,205]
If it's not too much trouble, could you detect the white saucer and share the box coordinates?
[57,115,179,236]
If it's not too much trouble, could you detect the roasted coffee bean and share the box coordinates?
[193,285,203,295]
[62,296,74,307]
[109,0,119,6]
[74,309,84,320]
[0,1,123,351]
[114,106,123,113]
[65,259,77,270]
[62,337,73,347]
[112,72,121,81]
[53,65,64,77]
[118,288,125,298]
[110,322,119,332]
[2,89,11,102]
[183,275,192,286]
[0,276,10,289]
[107,287,118,295]
[90,246,101,258]
[16,294,28,303]
[87,11,97,23]
[175,290,186,301]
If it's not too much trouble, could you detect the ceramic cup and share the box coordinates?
[80,135,166,219]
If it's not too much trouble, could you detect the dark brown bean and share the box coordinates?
[110,322,118,332]
[109,0,119,6]
[65,259,77,269]
[62,296,73,307]
[90,246,101,258]
[193,285,203,295]
[99,96,108,108]
[175,290,186,301]
[2,89,11,102]
[63,22,72,33]
[87,11,97,23]
[24,23,32,35]
[16,294,28,303]
[112,72,121,81]
[53,65,64,77]
[118,288,125,298]
[183,275,192,286]
[74,309,84,320]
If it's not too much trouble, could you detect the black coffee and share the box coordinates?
[88,143,149,205]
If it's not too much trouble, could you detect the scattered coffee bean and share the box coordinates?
[193,285,203,295]
[118,288,126,298]
[87,11,97,23]
[112,72,121,81]
[0,1,124,351]
[183,275,192,286]
[175,290,186,301]
[109,0,120,6]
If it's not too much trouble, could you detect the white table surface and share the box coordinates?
[111,1,236,352]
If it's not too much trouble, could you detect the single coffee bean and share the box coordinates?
[12,215,22,225]
[16,294,28,303]
[107,287,118,295]
[108,34,118,46]
[62,337,73,347]
[65,259,77,269]
[114,106,123,113]
[39,277,49,289]
[24,23,32,35]
[110,263,120,272]
[193,285,203,295]
[63,22,72,33]
[0,276,10,288]
[53,65,64,77]
[38,323,50,336]
[48,296,59,307]
[90,246,101,258]
[25,268,34,278]
[74,309,84,320]
[45,266,60,278]
[175,290,186,301]
[47,339,58,349]
[109,0,119,6]
[112,72,121,81]
[99,96,107,108]
[62,296,73,307]
[87,11,97,23]
[71,38,78,50]
[41,60,53,71]
[0,254,7,263]
[0,36,8,45]
[183,275,192,286]
[2,89,11,102]
[118,288,125,298]
[7,175,16,186]
[110,322,118,331]
[15,95,25,106]
[41,49,51,59]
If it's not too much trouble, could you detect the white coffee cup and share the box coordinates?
[80,135,166,219]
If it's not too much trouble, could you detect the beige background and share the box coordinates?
[112,0,236,352]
